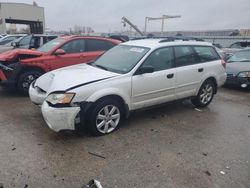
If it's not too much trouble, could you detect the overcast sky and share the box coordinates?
[2,0,250,32]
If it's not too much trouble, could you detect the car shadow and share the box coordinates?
[52,99,198,141]
[0,86,26,98]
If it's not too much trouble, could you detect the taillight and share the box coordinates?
[221,59,226,69]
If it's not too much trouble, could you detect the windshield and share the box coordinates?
[38,38,65,52]
[228,50,250,63]
[91,45,150,74]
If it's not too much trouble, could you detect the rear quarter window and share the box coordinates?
[193,46,220,62]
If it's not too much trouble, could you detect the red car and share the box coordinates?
[0,36,121,94]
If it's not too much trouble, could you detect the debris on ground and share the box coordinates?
[226,166,230,170]
[204,170,211,176]
[220,171,226,175]
[12,147,16,151]
[202,153,208,156]
[88,152,106,159]
[82,179,103,188]
[195,108,202,112]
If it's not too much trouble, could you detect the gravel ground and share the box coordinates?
[0,87,249,188]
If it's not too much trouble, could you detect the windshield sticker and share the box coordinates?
[129,48,145,53]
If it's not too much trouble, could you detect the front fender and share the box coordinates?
[86,88,131,108]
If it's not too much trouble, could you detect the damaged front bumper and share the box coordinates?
[41,101,81,132]
[29,81,47,105]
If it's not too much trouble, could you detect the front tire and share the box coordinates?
[191,80,215,108]
[17,70,43,95]
[87,99,124,136]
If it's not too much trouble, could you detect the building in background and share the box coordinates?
[0,2,45,34]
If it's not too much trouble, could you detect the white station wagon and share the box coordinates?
[29,38,227,136]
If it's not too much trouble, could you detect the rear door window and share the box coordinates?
[193,46,220,62]
[85,39,114,51]
[174,46,200,67]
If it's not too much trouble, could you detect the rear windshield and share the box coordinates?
[227,50,250,63]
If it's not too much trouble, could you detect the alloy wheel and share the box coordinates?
[200,84,213,104]
[22,75,37,91]
[96,105,121,134]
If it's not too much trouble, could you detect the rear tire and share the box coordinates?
[191,80,215,108]
[86,98,124,136]
[17,70,43,95]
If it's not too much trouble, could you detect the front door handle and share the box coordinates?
[167,73,174,79]
[198,68,204,72]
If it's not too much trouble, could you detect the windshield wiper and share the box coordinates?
[94,64,108,70]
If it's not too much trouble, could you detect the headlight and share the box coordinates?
[237,71,250,78]
[46,93,75,105]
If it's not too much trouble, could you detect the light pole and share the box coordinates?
[144,15,181,35]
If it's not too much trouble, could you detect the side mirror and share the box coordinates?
[137,66,154,74]
[54,49,66,56]
[11,42,18,48]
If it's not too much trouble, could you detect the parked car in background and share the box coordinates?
[0,37,23,53]
[0,34,25,45]
[11,34,58,50]
[29,39,226,136]
[229,41,250,49]
[0,36,121,94]
[225,49,250,89]
[214,46,228,60]
[0,34,57,53]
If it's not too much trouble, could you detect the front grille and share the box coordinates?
[227,74,235,80]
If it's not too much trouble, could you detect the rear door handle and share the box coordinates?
[167,73,174,79]
[198,68,204,72]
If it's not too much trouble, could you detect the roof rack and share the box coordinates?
[130,36,204,42]
[158,36,204,43]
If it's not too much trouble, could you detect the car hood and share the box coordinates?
[0,49,44,61]
[34,64,120,94]
[226,62,250,74]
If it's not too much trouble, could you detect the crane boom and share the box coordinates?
[122,17,144,36]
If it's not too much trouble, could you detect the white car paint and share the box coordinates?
[29,39,227,132]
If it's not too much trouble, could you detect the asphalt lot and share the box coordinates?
[0,87,249,188]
